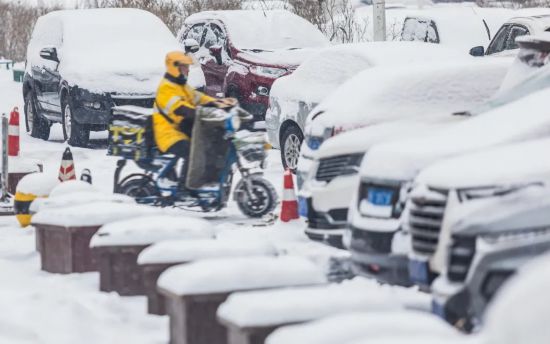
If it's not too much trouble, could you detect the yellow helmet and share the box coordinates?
[165,51,194,78]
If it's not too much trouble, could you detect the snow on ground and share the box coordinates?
[0,64,291,342]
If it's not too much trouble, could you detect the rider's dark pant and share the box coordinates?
[167,140,190,187]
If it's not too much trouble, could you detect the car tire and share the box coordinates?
[62,96,89,147]
[24,91,50,140]
[280,124,303,172]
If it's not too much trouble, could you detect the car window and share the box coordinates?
[506,25,529,50]
[184,24,205,45]
[401,18,440,44]
[203,23,227,49]
[486,25,510,55]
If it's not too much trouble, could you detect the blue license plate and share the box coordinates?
[367,188,394,206]
[431,299,446,319]
[409,259,429,285]
[298,196,309,218]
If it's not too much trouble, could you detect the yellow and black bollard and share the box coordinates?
[14,172,58,227]
[14,191,36,227]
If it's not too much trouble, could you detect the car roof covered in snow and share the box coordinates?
[506,14,550,32]
[362,86,550,182]
[306,57,510,136]
[184,10,328,50]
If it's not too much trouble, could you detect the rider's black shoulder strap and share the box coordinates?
[155,100,175,124]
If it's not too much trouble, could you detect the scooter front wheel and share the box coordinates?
[118,176,159,204]
[234,176,278,218]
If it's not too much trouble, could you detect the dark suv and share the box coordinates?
[23,8,179,146]
[177,10,328,123]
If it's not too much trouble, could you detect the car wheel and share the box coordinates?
[24,91,50,140]
[62,96,89,147]
[280,124,303,172]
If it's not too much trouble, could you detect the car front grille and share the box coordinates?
[448,235,476,282]
[306,198,346,229]
[409,187,449,255]
[111,95,155,108]
[315,153,363,182]
[350,226,394,254]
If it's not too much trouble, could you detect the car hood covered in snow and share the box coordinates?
[416,138,550,189]
[362,87,550,182]
[314,116,462,159]
[306,58,510,137]
[53,8,180,94]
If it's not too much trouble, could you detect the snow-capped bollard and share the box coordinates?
[217,278,431,344]
[31,202,159,274]
[157,256,327,344]
[138,239,278,315]
[80,168,92,184]
[90,216,214,296]
[14,172,58,227]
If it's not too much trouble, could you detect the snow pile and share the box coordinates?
[90,216,215,247]
[157,256,327,296]
[266,310,460,344]
[347,336,480,344]
[28,9,180,94]
[484,253,550,344]
[30,191,134,214]
[185,10,328,51]
[32,202,160,227]
[363,87,550,181]
[138,238,276,265]
[49,180,97,198]
[307,58,509,135]
[215,223,309,243]
[218,277,430,328]
[15,172,58,196]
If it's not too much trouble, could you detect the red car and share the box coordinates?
[177,10,328,123]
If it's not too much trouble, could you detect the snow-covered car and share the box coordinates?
[418,142,550,330]
[23,8,180,147]
[470,14,550,57]
[296,55,510,189]
[267,42,460,171]
[400,7,496,53]
[349,84,550,288]
[409,137,550,291]
[177,10,329,122]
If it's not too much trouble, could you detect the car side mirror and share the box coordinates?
[209,45,223,65]
[39,47,59,62]
[183,38,199,54]
[469,46,485,57]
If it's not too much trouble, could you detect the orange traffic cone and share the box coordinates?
[280,169,299,222]
[8,107,19,157]
[58,147,76,182]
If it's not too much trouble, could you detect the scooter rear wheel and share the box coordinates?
[234,176,277,218]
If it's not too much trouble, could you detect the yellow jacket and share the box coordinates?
[153,77,215,152]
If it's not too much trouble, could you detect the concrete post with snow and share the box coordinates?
[373,0,387,41]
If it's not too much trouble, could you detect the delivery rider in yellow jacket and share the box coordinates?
[153,51,217,186]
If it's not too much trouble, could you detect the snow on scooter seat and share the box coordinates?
[137,238,277,265]
[157,256,327,296]
[217,278,430,328]
[90,216,215,247]
[31,201,160,227]
[266,310,461,344]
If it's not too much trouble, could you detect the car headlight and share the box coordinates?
[82,101,102,110]
[250,66,287,78]
[480,226,550,245]
[457,182,543,202]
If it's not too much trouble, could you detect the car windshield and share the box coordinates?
[222,10,328,50]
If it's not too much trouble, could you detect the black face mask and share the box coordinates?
[176,74,187,85]
[165,72,187,85]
